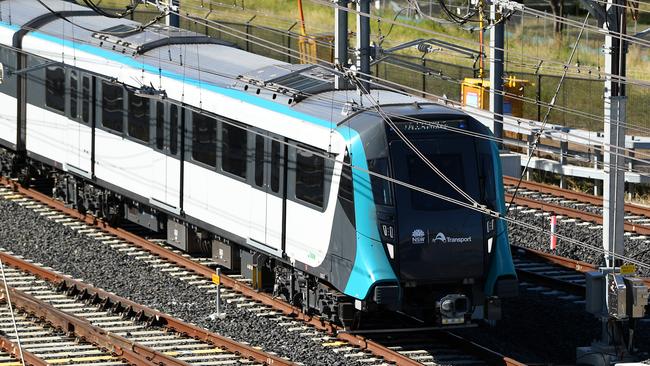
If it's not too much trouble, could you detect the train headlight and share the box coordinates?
[380,223,395,241]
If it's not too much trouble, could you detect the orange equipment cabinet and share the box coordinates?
[461,77,528,118]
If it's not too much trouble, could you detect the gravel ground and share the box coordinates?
[2,194,650,364]
[455,282,601,364]
[0,198,348,366]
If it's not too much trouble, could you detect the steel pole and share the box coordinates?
[489,1,504,147]
[356,0,371,92]
[335,0,349,89]
[602,0,626,268]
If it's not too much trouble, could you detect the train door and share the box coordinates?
[65,70,92,177]
[65,69,81,172]
[77,74,93,174]
[151,102,181,210]
[248,131,285,257]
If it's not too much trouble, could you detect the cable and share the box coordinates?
[176,0,650,136]
[79,0,137,19]
[14,6,650,182]
[310,0,650,85]
[0,258,25,366]
[176,1,650,136]
[174,11,650,171]
[508,13,591,213]
[144,7,650,176]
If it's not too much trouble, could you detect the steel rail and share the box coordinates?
[503,176,650,218]
[0,285,193,366]
[506,194,650,236]
[0,176,524,366]
[0,249,291,366]
[0,335,46,366]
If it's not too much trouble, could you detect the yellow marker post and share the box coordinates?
[212,273,220,285]
[620,264,636,275]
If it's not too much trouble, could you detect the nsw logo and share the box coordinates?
[411,229,426,244]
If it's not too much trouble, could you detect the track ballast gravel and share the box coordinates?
[506,207,650,359]
[0,198,347,366]
[2,193,650,364]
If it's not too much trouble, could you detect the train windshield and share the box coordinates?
[388,121,481,212]
[406,153,466,210]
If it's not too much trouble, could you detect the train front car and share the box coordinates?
[341,103,517,325]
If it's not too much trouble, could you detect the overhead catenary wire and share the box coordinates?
[74,4,647,184]
[172,1,650,139]
[12,0,648,177]
[160,7,650,172]
[309,0,650,85]
[186,0,650,135]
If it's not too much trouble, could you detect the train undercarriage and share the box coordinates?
[0,146,359,326]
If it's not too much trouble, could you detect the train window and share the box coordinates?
[69,70,78,119]
[101,81,124,132]
[339,151,354,202]
[270,140,281,193]
[408,154,464,211]
[170,105,178,155]
[45,66,65,113]
[155,102,164,150]
[192,112,216,167]
[367,158,393,206]
[222,123,247,179]
[127,91,150,142]
[254,135,264,187]
[0,46,16,98]
[338,150,355,225]
[81,76,91,124]
[295,148,324,207]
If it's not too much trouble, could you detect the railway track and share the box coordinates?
[0,177,524,366]
[503,176,650,235]
[0,249,290,366]
[512,246,587,299]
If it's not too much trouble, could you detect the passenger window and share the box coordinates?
[222,123,247,178]
[155,102,164,150]
[69,70,78,119]
[192,112,216,167]
[254,135,264,187]
[127,91,150,142]
[170,105,178,155]
[45,66,65,113]
[101,81,124,132]
[271,140,281,193]
[295,148,324,207]
[81,76,91,124]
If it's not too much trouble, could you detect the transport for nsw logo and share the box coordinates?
[411,229,426,244]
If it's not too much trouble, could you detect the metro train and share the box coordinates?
[0,0,517,325]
